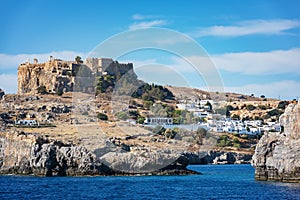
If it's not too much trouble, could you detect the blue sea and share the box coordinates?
[0,165,299,199]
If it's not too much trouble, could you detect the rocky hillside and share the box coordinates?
[0,91,255,176]
[252,102,300,182]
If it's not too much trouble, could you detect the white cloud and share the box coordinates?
[129,20,168,30]
[120,56,222,91]
[0,51,85,71]
[212,48,300,75]
[194,19,300,37]
[225,80,300,100]
[0,74,18,94]
[132,14,160,20]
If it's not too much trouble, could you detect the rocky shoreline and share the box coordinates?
[0,131,200,176]
[0,130,254,177]
[252,102,300,183]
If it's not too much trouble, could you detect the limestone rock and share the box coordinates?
[18,63,59,94]
[0,131,197,176]
[0,132,112,176]
[252,102,300,182]
[100,149,181,173]
[183,151,252,165]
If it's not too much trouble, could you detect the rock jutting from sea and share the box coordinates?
[0,131,198,176]
[252,101,300,182]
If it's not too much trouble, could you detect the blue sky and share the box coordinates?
[1,0,300,100]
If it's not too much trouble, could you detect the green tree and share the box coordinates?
[217,135,232,147]
[137,116,145,124]
[233,137,241,148]
[277,101,289,109]
[75,56,83,64]
[267,109,284,117]
[246,104,256,111]
[116,112,128,120]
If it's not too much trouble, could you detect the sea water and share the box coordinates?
[0,165,299,199]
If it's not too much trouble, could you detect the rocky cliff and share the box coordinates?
[18,63,73,94]
[184,151,252,165]
[252,102,300,182]
[0,131,197,176]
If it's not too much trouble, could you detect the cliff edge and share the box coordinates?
[252,102,300,182]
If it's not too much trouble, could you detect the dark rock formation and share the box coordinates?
[252,102,300,182]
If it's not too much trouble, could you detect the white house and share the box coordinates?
[144,117,173,125]
[15,120,37,126]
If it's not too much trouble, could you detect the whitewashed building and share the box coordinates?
[144,117,173,125]
[15,120,37,126]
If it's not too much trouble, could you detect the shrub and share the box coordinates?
[233,142,241,148]
[37,86,47,94]
[163,128,176,139]
[116,112,128,120]
[128,110,138,118]
[258,105,267,110]
[217,135,232,147]
[232,114,240,120]
[143,100,152,110]
[246,104,256,111]
[97,113,108,120]
[267,109,284,117]
[137,116,145,124]
[132,83,174,101]
[277,101,289,109]
[227,105,235,111]
[57,89,64,96]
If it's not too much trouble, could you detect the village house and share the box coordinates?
[15,119,37,126]
[144,117,173,125]
[209,117,280,135]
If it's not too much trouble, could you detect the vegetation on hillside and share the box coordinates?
[132,83,174,102]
